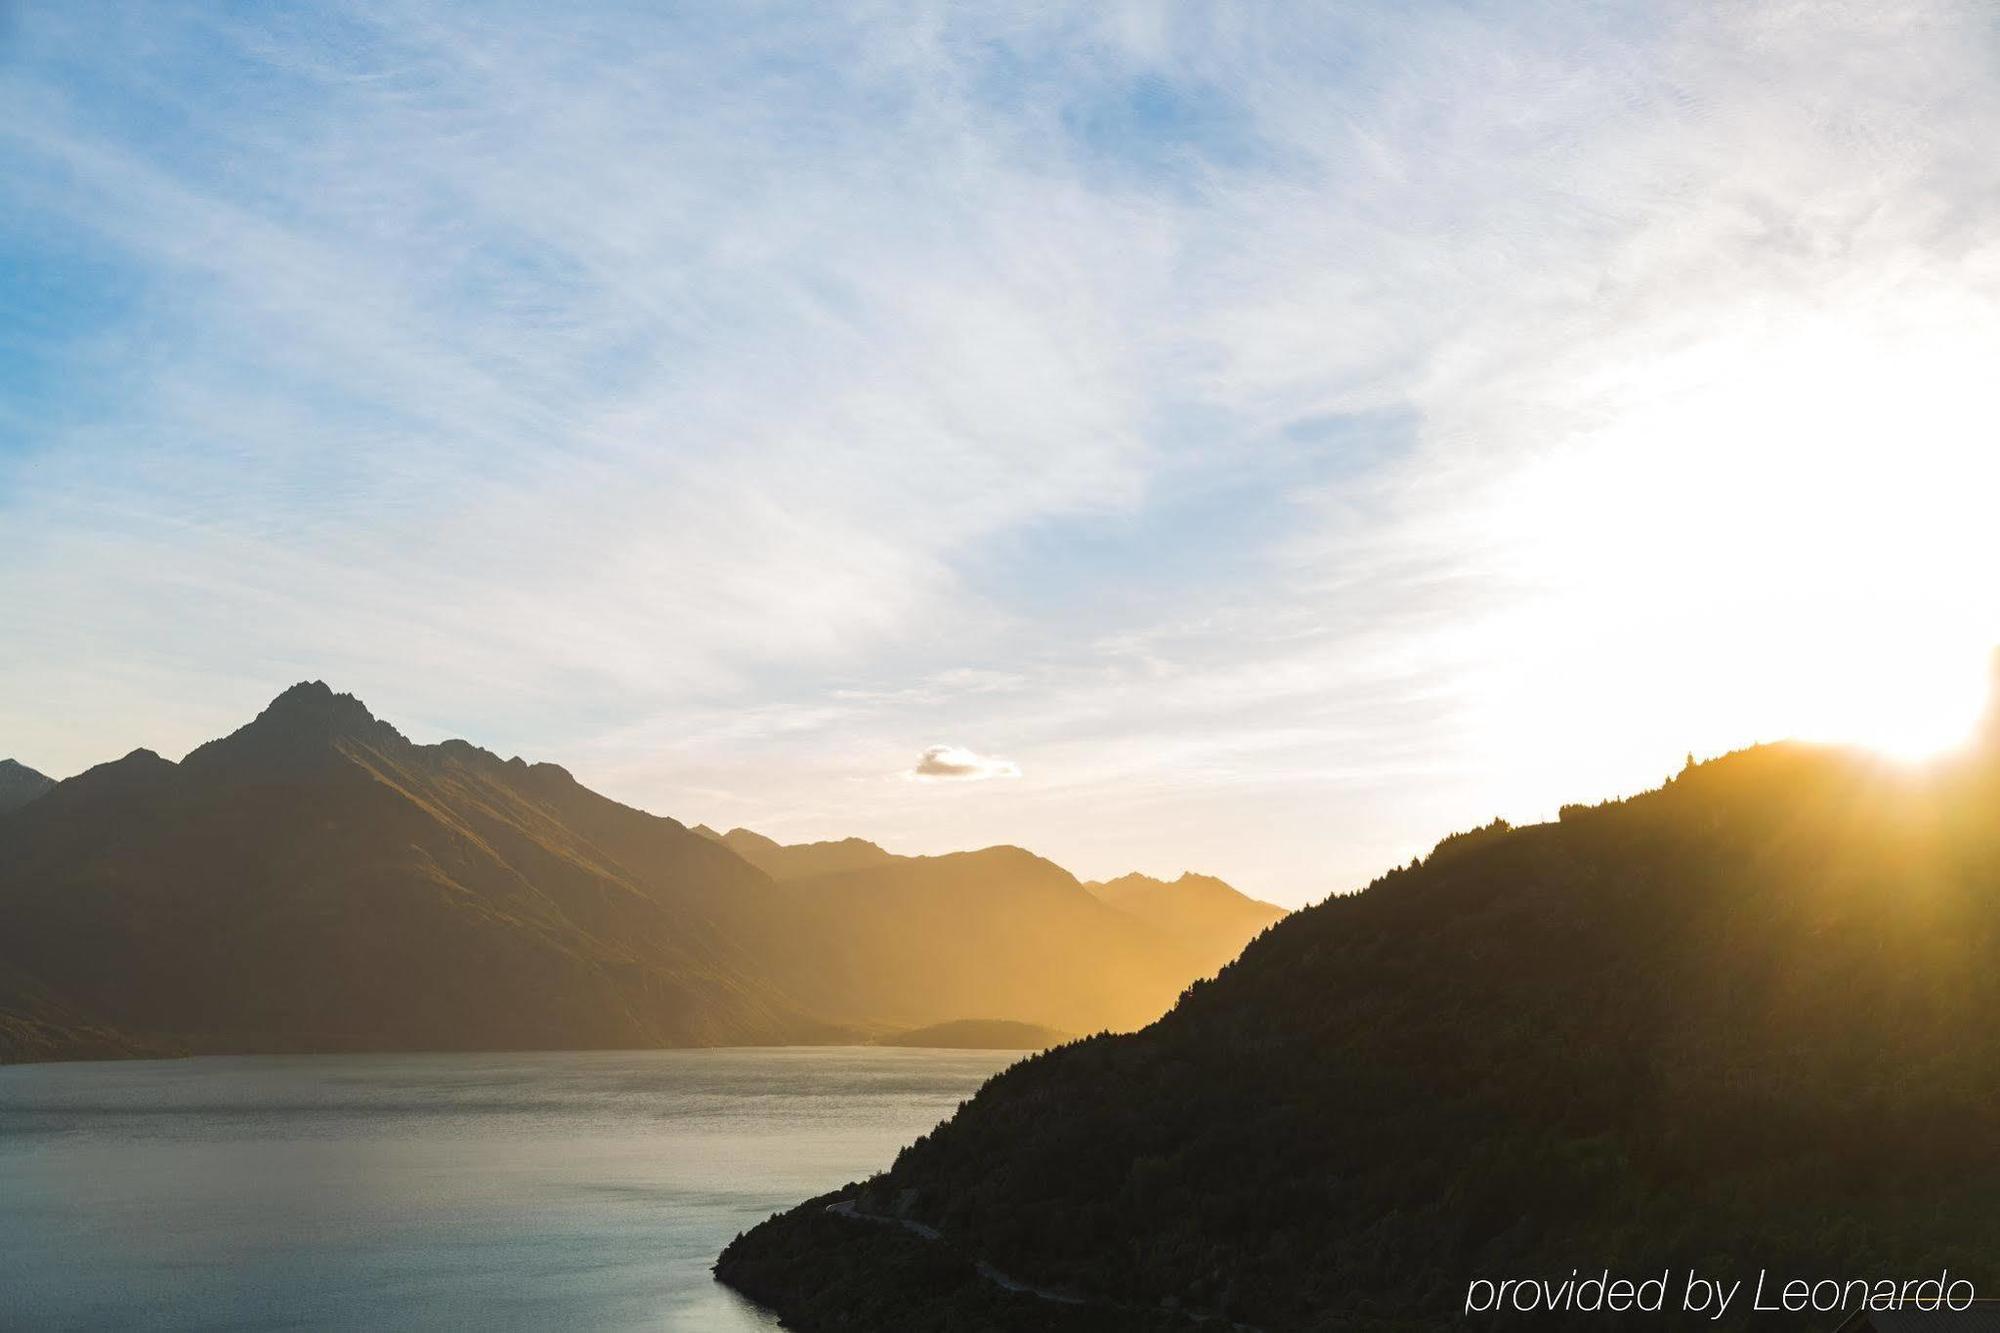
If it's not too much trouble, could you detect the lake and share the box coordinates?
[0,1047,1020,1331]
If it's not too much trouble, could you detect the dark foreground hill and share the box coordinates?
[0,684,1274,1062]
[719,736,2000,1330]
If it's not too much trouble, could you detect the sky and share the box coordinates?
[4,2,2000,907]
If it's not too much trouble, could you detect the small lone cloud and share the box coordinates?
[908,744,1021,782]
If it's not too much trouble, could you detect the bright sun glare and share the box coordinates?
[1478,287,2000,775]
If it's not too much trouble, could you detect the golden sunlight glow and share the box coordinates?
[1468,283,2000,795]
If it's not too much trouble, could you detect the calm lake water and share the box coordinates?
[0,1047,1019,1331]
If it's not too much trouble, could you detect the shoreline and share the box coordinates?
[0,1035,1059,1071]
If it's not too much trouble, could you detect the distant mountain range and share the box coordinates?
[720,717,2000,1329]
[693,825,897,880]
[1086,872,1285,975]
[0,683,1283,1063]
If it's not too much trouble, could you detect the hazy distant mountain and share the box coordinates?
[0,760,54,814]
[695,825,899,879]
[688,829,1272,1029]
[0,684,1258,1063]
[876,1019,1073,1050]
[722,733,2000,1329]
[1085,872,1284,974]
[728,848,1207,1036]
[704,824,1272,1000]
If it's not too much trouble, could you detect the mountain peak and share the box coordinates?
[259,681,383,734]
[182,681,405,775]
[0,758,57,813]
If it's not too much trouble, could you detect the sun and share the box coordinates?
[1795,647,1995,762]
[1463,285,2000,784]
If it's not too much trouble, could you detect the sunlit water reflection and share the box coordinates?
[0,1047,1018,1331]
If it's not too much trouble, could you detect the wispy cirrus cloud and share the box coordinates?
[4,3,1999,904]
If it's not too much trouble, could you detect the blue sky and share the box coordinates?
[5,3,2000,905]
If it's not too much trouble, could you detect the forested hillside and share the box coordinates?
[721,736,2000,1329]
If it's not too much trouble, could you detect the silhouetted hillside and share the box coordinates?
[721,736,2000,1330]
[0,684,1256,1062]
[0,759,53,814]
[1087,871,1285,974]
